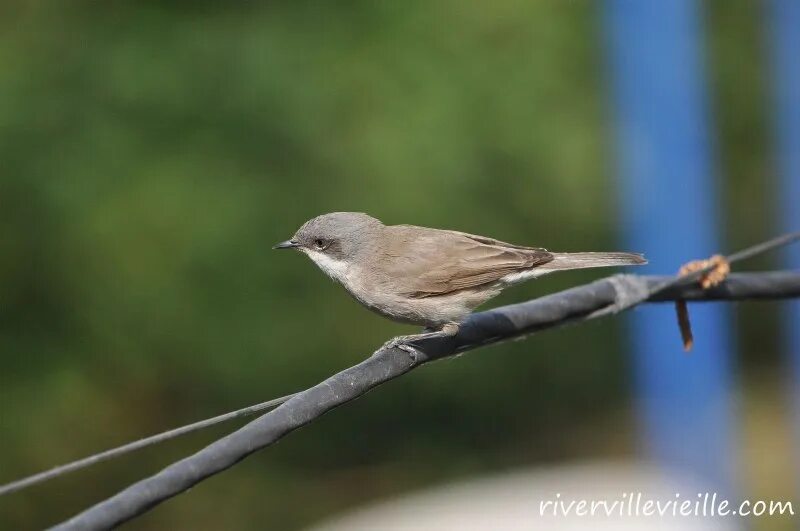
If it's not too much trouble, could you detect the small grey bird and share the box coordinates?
[274,212,645,350]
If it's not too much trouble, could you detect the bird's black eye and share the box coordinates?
[313,238,326,250]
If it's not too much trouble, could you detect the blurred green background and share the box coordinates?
[0,1,789,529]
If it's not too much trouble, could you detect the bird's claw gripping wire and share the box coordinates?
[377,336,422,362]
[675,254,731,351]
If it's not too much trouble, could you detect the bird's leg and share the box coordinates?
[381,323,460,356]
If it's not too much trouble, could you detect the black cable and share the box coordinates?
[50,269,800,530]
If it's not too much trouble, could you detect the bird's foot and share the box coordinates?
[377,324,460,360]
[378,336,421,361]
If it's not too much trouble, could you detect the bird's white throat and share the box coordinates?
[302,249,350,283]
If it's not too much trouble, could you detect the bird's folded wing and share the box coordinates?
[383,226,553,298]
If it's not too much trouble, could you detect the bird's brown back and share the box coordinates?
[375,225,554,298]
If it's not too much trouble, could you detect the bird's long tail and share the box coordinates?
[542,251,647,271]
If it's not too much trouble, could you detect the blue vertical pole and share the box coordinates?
[767,0,800,483]
[603,0,736,492]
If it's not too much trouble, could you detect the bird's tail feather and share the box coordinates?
[543,252,647,271]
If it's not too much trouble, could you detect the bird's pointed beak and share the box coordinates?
[272,239,299,250]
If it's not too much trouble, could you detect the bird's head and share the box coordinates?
[273,212,383,280]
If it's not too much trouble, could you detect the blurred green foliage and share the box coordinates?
[0,1,784,529]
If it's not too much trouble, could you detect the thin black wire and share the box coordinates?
[727,231,800,262]
[0,393,297,496]
[1,230,797,499]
